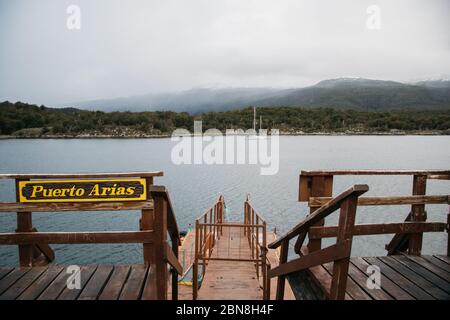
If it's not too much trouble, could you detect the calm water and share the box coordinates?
[0,136,449,266]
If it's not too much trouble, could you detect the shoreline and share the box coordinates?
[0,131,449,139]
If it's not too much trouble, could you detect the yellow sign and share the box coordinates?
[18,179,147,203]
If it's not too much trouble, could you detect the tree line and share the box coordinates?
[0,101,449,136]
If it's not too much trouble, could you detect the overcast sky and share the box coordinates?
[0,0,449,106]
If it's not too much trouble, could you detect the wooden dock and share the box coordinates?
[0,265,158,300]
[288,253,450,300]
[269,170,450,300]
[0,169,449,300]
[197,225,262,300]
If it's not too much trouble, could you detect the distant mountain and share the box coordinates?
[69,78,450,114]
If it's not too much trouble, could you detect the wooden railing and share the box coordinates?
[192,195,225,299]
[269,169,450,300]
[268,185,369,300]
[299,169,450,255]
[0,171,182,300]
[192,195,270,300]
[244,195,269,299]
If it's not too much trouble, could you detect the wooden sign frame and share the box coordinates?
[18,178,147,203]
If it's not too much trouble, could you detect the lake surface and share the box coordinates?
[0,136,449,266]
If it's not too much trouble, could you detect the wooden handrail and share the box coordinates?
[300,170,450,176]
[0,230,154,244]
[150,185,180,244]
[309,195,450,208]
[0,171,164,180]
[308,222,446,239]
[268,185,369,249]
[0,201,153,212]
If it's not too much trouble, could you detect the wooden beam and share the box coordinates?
[152,189,168,300]
[269,240,351,278]
[309,222,446,239]
[0,171,164,180]
[409,175,427,255]
[150,185,180,245]
[15,178,33,267]
[330,195,358,300]
[268,185,369,249]
[309,195,449,208]
[300,170,450,176]
[164,243,182,275]
[275,240,289,300]
[0,231,154,244]
[0,201,154,212]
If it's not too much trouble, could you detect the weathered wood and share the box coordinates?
[293,231,307,254]
[0,268,14,281]
[119,265,148,300]
[307,175,333,252]
[269,185,369,249]
[150,185,180,244]
[380,256,449,299]
[165,242,182,275]
[346,262,393,300]
[78,265,114,300]
[152,190,168,300]
[193,220,199,300]
[422,256,450,274]
[38,266,73,300]
[0,267,47,300]
[269,240,351,279]
[0,231,154,244]
[57,265,97,300]
[299,247,352,300]
[301,170,450,176]
[351,257,414,300]
[0,201,154,212]
[275,240,289,300]
[330,195,358,300]
[0,171,163,180]
[364,257,434,299]
[391,256,450,294]
[98,266,130,300]
[409,175,427,255]
[17,266,64,300]
[308,222,446,239]
[323,263,372,300]
[309,195,449,208]
[15,178,33,267]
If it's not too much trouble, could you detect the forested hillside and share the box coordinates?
[1,101,449,137]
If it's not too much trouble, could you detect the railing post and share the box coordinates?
[152,191,168,300]
[275,239,289,300]
[256,215,260,278]
[307,175,333,253]
[262,221,268,300]
[15,178,34,267]
[409,174,427,255]
[330,195,358,300]
[141,177,155,265]
[193,220,199,300]
[447,207,449,257]
[171,236,179,301]
[251,209,255,260]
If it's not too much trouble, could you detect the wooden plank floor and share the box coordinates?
[291,253,450,300]
[197,224,263,300]
[0,264,158,300]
